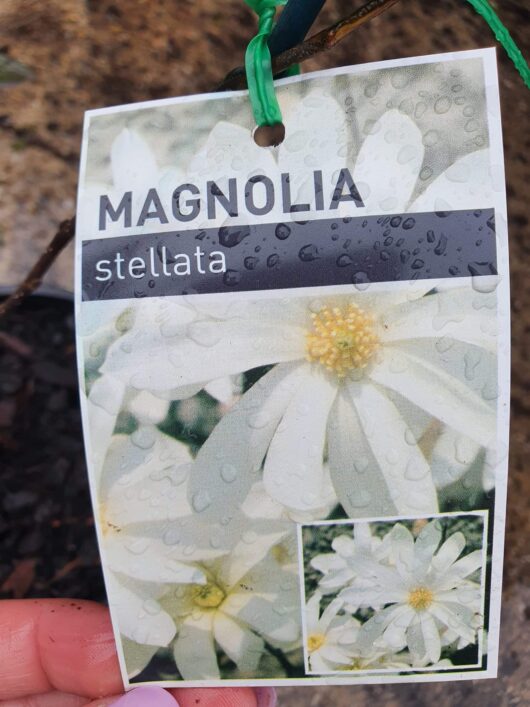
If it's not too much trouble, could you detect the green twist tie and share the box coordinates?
[466,0,530,89]
[245,0,287,139]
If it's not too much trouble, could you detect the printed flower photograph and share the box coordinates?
[79,278,497,682]
[301,514,487,674]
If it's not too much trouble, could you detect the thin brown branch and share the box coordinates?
[0,0,401,318]
[217,0,401,91]
[0,218,75,319]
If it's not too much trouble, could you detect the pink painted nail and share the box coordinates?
[255,687,278,707]
[111,686,179,706]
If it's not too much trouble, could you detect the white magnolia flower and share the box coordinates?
[105,284,496,517]
[159,532,301,679]
[305,592,359,673]
[98,425,211,652]
[347,521,483,666]
[311,522,394,603]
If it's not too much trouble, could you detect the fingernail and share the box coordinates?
[255,687,278,707]
[111,686,179,706]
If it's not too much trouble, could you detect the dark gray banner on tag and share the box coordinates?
[81,209,496,301]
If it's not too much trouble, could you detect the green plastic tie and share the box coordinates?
[465,0,530,89]
[244,0,287,128]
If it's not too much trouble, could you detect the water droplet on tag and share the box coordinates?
[275,223,291,240]
[223,269,241,286]
[218,225,250,248]
[298,244,319,262]
[192,490,212,513]
[220,463,238,483]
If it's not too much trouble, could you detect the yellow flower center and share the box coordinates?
[306,304,379,378]
[407,587,434,611]
[99,503,120,537]
[271,543,290,566]
[191,582,226,609]
[307,633,326,652]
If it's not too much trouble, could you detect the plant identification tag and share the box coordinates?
[75,48,509,688]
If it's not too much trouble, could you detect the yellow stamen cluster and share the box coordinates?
[191,582,226,609]
[306,304,379,378]
[407,587,434,611]
[99,504,120,537]
[307,633,326,652]
[271,544,290,566]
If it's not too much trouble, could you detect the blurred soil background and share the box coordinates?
[0,0,529,704]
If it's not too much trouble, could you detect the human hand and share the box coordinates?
[0,599,277,707]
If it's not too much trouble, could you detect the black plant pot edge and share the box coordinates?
[0,284,74,303]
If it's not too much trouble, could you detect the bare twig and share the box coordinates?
[0,331,32,358]
[218,0,401,90]
[0,0,401,318]
[0,218,75,318]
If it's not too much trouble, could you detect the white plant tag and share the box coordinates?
[75,48,509,688]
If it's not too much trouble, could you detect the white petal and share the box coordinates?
[331,535,356,558]
[188,362,306,522]
[347,381,439,515]
[187,122,283,225]
[101,301,197,393]
[327,393,396,516]
[111,129,159,193]
[221,528,288,588]
[318,568,356,593]
[444,549,483,580]
[357,604,413,653]
[122,637,158,678]
[380,287,497,354]
[369,348,496,448]
[264,367,338,510]
[173,612,220,679]
[410,149,495,212]
[318,644,353,665]
[430,427,482,489]
[354,109,424,213]
[309,651,333,673]
[224,593,300,643]
[104,533,205,584]
[420,613,442,663]
[102,428,192,525]
[431,532,466,574]
[204,376,240,405]
[311,552,344,574]
[390,524,415,582]
[352,523,374,554]
[413,520,442,577]
[429,602,476,645]
[318,598,344,633]
[381,618,408,650]
[128,390,170,425]
[279,90,350,216]
[214,611,264,672]
[305,592,322,633]
[86,374,125,483]
[107,573,175,646]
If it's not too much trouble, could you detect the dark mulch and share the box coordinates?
[0,296,105,601]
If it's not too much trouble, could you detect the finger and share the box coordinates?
[169,688,257,707]
[107,687,178,706]
[0,600,123,701]
[81,696,123,707]
[0,692,86,706]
